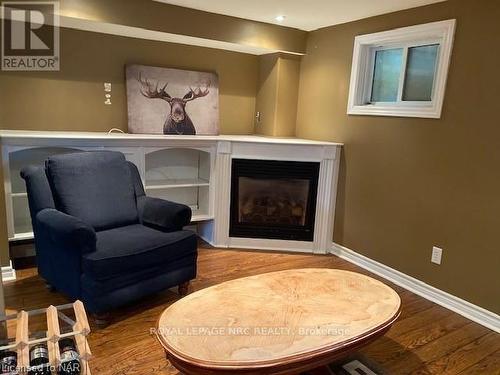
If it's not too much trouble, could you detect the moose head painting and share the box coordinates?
[126,65,219,135]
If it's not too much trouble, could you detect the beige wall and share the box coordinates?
[275,57,301,137]
[255,54,300,137]
[255,55,279,135]
[59,0,307,55]
[0,27,259,134]
[296,0,500,313]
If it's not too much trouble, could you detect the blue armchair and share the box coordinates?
[21,151,197,324]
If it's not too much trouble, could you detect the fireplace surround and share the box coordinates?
[230,159,320,241]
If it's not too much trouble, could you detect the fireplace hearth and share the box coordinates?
[230,159,320,241]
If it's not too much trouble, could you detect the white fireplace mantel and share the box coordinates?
[0,130,342,146]
[0,130,342,263]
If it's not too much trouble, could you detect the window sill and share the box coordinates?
[347,104,442,119]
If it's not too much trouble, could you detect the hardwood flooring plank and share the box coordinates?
[457,349,500,375]
[361,309,470,367]
[411,332,500,374]
[382,322,493,374]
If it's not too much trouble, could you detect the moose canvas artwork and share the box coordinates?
[126,64,219,135]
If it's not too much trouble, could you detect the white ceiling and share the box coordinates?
[155,0,446,31]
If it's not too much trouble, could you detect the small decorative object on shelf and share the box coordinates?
[0,301,91,375]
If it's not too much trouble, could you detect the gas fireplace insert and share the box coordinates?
[230,159,320,241]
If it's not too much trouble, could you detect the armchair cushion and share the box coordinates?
[36,208,97,253]
[45,151,138,230]
[82,224,197,280]
[137,196,192,232]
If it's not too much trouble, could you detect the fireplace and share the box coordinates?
[230,159,320,241]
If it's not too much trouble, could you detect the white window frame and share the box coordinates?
[347,19,456,119]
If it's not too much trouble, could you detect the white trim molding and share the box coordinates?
[2,261,16,282]
[331,242,500,333]
[347,19,456,119]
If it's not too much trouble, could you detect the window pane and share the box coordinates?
[371,48,403,102]
[403,44,439,101]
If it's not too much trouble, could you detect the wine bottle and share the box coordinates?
[58,339,80,375]
[0,350,17,374]
[28,344,50,375]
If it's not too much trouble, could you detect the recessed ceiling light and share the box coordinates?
[275,15,286,22]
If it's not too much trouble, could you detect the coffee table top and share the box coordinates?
[157,268,401,371]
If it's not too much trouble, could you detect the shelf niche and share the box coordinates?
[145,148,211,222]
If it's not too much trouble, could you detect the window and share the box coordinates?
[347,20,456,118]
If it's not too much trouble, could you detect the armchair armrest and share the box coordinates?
[36,208,97,253]
[137,196,192,232]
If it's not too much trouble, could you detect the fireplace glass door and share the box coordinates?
[230,159,320,241]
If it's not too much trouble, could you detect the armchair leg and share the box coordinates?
[178,281,191,296]
[45,282,56,292]
[93,313,111,329]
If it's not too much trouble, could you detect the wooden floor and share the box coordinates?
[3,245,499,375]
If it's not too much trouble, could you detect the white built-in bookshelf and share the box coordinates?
[3,143,215,241]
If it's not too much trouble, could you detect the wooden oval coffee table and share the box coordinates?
[156,268,401,375]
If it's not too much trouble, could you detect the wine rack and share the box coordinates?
[0,300,92,375]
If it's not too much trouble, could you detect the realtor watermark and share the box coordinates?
[1,1,60,71]
[1,364,81,374]
[150,326,349,337]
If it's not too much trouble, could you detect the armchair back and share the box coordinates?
[45,151,139,230]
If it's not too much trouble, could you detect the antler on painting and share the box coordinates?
[183,82,211,102]
[138,72,172,102]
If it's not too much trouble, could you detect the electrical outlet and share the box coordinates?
[431,246,443,265]
[104,82,112,105]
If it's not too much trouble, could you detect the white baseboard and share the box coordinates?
[1,261,16,282]
[228,237,314,253]
[331,242,499,333]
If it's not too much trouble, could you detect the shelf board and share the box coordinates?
[191,213,213,222]
[8,214,212,241]
[11,192,27,198]
[8,217,211,241]
[10,231,34,241]
[145,178,210,190]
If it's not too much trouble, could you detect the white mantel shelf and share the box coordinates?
[0,130,343,147]
[0,130,342,266]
